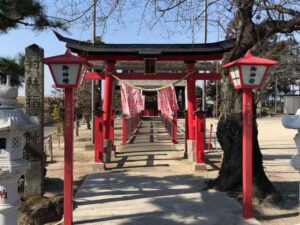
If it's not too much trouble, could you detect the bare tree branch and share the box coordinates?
[258,3,300,17]
[157,0,188,12]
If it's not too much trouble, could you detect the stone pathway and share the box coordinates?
[72,117,260,225]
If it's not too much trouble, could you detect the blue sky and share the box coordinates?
[0,1,223,96]
[1,2,299,96]
[0,22,222,96]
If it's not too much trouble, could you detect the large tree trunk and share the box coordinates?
[213,113,277,200]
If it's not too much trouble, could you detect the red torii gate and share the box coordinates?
[55,32,234,168]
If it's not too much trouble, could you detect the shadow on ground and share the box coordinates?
[73,172,257,225]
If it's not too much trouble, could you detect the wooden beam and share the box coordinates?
[82,53,223,61]
[84,72,221,80]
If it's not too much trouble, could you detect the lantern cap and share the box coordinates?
[42,48,89,65]
[42,49,91,88]
[222,50,277,68]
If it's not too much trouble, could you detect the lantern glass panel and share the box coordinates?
[52,64,80,86]
[241,65,266,86]
[229,66,241,87]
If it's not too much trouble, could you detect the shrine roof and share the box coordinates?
[54,32,235,56]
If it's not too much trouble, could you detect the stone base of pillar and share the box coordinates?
[103,140,113,163]
[91,162,105,171]
[24,161,43,198]
[193,163,207,171]
[187,140,195,163]
[84,144,95,151]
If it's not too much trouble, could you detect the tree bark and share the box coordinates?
[213,111,276,200]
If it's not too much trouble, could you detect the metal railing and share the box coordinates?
[161,111,177,143]
[122,113,141,144]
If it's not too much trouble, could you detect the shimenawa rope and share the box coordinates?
[108,69,196,92]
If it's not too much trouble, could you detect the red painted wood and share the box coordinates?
[143,109,155,116]
[172,111,177,143]
[242,89,253,218]
[184,110,189,156]
[84,72,221,81]
[84,71,102,80]
[103,62,115,140]
[122,117,127,144]
[64,88,74,225]
[110,111,115,146]
[223,50,277,67]
[94,112,103,163]
[186,63,196,140]
[195,111,205,163]
[83,53,223,61]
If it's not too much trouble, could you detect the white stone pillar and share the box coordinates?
[291,129,300,206]
[282,109,300,207]
[0,174,23,225]
[291,129,300,170]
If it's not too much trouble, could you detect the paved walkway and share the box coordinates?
[73,117,260,225]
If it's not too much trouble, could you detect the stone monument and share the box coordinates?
[24,44,44,197]
[0,75,38,225]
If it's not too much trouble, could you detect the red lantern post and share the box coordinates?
[194,109,205,164]
[43,49,88,225]
[223,50,277,218]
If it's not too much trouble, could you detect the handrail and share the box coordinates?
[160,111,177,143]
[122,113,141,144]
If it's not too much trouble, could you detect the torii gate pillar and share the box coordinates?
[103,62,115,142]
[185,62,197,162]
[186,62,196,140]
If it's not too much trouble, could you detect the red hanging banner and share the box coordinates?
[157,85,178,116]
[121,84,145,116]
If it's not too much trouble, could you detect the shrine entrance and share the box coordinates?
[55,32,234,168]
[144,92,158,116]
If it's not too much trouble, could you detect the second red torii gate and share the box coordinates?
[55,31,234,168]
[84,68,221,142]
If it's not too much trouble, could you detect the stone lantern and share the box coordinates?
[0,75,38,225]
[282,109,300,206]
